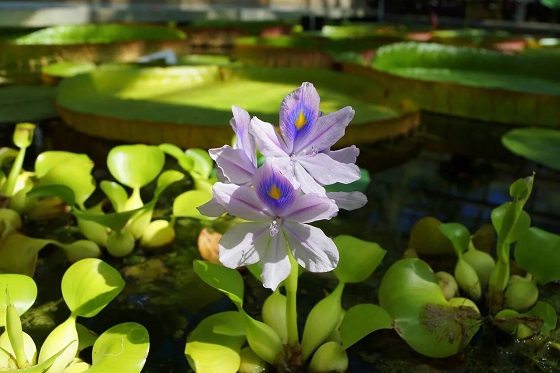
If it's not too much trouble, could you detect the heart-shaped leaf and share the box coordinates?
[333,235,386,284]
[193,260,244,309]
[491,203,531,244]
[0,274,37,326]
[107,145,165,189]
[88,322,149,373]
[339,303,392,350]
[61,258,125,318]
[438,222,471,257]
[173,190,213,219]
[514,227,560,284]
[185,311,246,373]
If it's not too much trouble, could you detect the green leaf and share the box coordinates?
[34,152,96,207]
[100,181,128,212]
[193,260,244,309]
[339,303,392,350]
[28,184,76,207]
[73,208,142,232]
[153,170,185,200]
[407,216,455,256]
[514,227,560,284]
[88,322,149,373]
[185,311,246,373]
[0,234,51,276]
[438,222,471,257]
[172,190,213,219]
[491,203,531,244]
[332,235,386,283]
[524,301,557,334]
[378,258,480,358]
[107,145,165,190]
[38,316,78,373]
[0,330,36,367]
[185,148,214,180]
[0,274,37,326]
[243,313,282,365]
[61,258,125,318]
[502,127,560,172]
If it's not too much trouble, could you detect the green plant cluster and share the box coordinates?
[0,258,149,372]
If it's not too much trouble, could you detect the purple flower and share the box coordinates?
[213,161,339,290]
[198,106,258,217]
[249,82,362,196]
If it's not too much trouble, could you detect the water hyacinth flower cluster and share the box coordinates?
[199,82,367,290]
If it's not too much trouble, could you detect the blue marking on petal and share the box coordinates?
[256,165,296,214]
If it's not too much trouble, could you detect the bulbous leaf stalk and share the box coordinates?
[3,123,35,197]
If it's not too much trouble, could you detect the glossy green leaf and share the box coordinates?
[438,222,471,257]
[88,322,149,373]
[185,149,214,180]
[491,203,531,244]
[27,184,76,207]
[153,170,185,200]
[0,274,37,326]
[76,323,98,352]
[34,152,96,207]
[56,65,417,149]
[0,234,51,276]
[73,208,142,232]
[378,258,480,357]
[193,260,244,309]
[13,24,185,45]
[0,330,37,367]
[524,301,557,334]
[185,311,246,373]
[24,341,75,373]
[332,235,386,283]
[339,303,393,350]
[172,190,213,219]
[107,145,165,190]
[514,227,560,284]
[100,181,128,212]
[38,316,78,373]
[502,128,560,171]
[61,258,125,318]
[243,313,282,365]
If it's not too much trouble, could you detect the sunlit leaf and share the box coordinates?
[61,258,125,318]
[172,190,213,219]
[0,274,37,327]
[193,260,244,309]
[185,311,246,373]
[0,234,51,276]
[339,303,392,350]
[107,145,165,190]
[28,184,76,207]
[514,227,560,284]
[38,317,78,373]
[185,148,213,180]
[88,322,149,373]
[332,235,386,284]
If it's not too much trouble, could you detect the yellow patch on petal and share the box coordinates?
[268,184,282,200]
[295,110,307,130]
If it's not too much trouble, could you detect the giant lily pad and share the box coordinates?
[0,24,187,84]
[0,85,57,123]
[501,127,560,171]
[343,42,560,127]
[55,64,420,149]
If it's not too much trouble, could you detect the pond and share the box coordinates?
[5,114,559,372]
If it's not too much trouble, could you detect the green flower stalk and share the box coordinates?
[488,174,534,313]
[2,123,35,197]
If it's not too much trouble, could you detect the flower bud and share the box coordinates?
[244,315,283,365]
[106,230,136,257]
[504,277,538,312]
[140,220,175,249]
[238,347,267,373]
[301,284,343,360]
[12,123,35,149]
[436,271,458,300]
[516,323,534,339]
[494,308,520,334]
[308,342,348,373]
[463,248,495,288]
[262,291,288,344]
[454,258,482,301]
[448,297,480,314]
